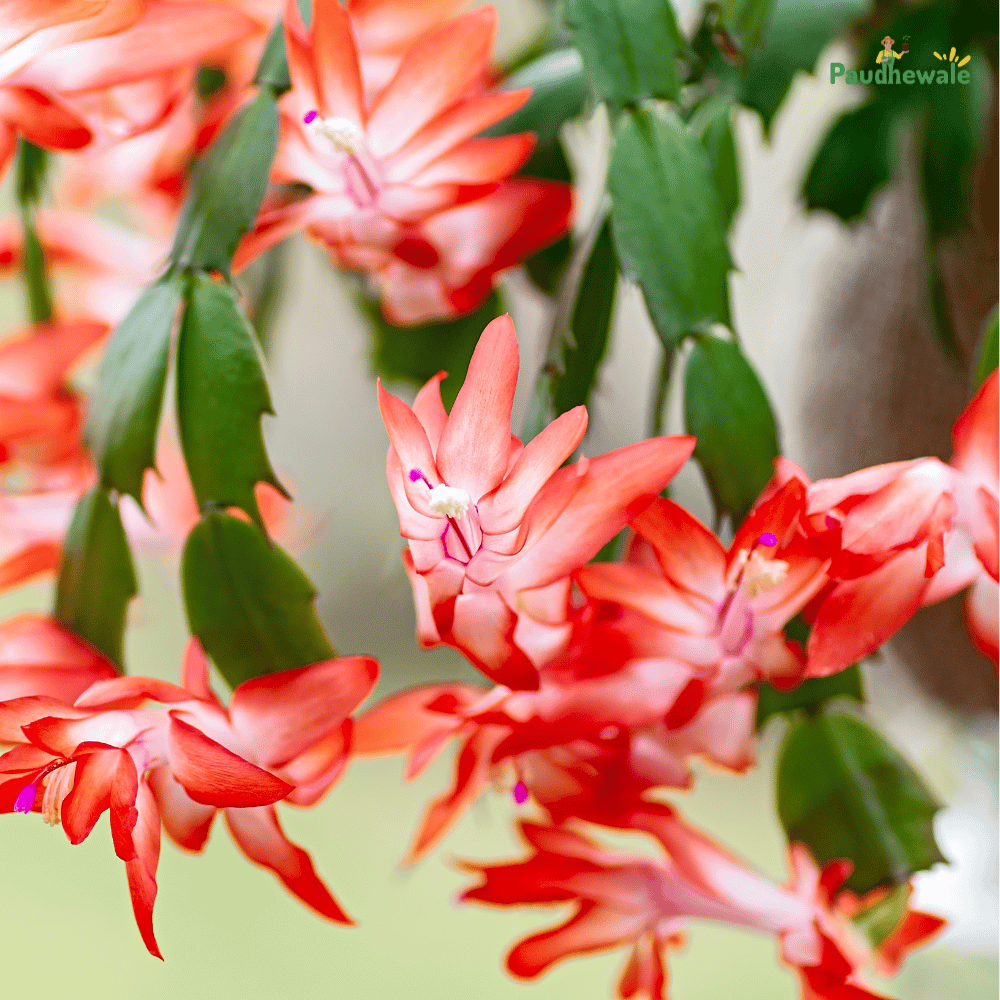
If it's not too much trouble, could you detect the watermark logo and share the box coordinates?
[876,35,909,64]
[933,46,971,68]
[831,38,973,86]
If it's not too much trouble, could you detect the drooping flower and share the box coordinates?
[353,628,757,862]
[378,314,694,688]
[0,0,140,173]
[460,809,942,1000]
[0,638,378,955]
[233,0,572,322]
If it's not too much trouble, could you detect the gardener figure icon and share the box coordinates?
[876,34,909,63]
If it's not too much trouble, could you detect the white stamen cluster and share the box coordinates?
[307,115,366,158]
[743,551,790,599]
[429,484,471,519]
[41,763,76,827]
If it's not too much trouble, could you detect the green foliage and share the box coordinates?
[170,90,279,274]
[14,139,53,323]
[484,48,586,293]
[14,138,49,206]
[55,487,137,670]
[176,273,287,532]
[919,51,992,236]
[853,883,911,949]
[366,290,504,410]
[552,217,618,415]
[485,47,589,143]
[777,708,946,894]
[694,0,866,134]
[690,96,741,229]
[683,335,779,525]
[609,108,732,349]
[974,306,998,389]
[742,0,867,132]
[253,20,292,95]
[756,664,864,730]
[802,0,994,237]
[182,512,335,690]
[803,100,903,222]
[196,65,227,100]
[564,0,684,115]
[716,0,778,52]
[87,274,185,504]
[929,249,960,361]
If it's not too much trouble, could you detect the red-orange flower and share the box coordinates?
[378,314,694,688]
[234,0,571,322]
[922,370,998,663]
[0,639,377,956]
[577,484,832,693]
[0,0,258,193]
[461,808,943,1000]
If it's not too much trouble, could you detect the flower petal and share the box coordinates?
[0,541,62,592]
[382,89,531,183]
[146,764,216,853]
[310,0,364,123]
[224,804,354,923]
[166,715,292,808]
[407,725,505,862]
[124,778,162,959]
[435,313,518,502]
[0,320,106,397]
[951,369,998,487]
[0,695,90,744]
[507,901,646,979]
[412,371,449,449]
[0,86,91,150]
[377,379,443,515]
[807,545,932,677]
[74,675,193,709]
[353,682,481,755]
[18,2,257,94]
[630,498,728,605]
[229,655,378,768]
[967,574,999,664]
[478,406,588,536]
[503,436,696,594]
[365,6,498,159]
[61,744,136,848]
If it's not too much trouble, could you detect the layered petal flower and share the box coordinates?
[577,486,831,692]
[461,810,939,1000]
[233,0,571,321]
[379,314,694,688]
[9,2,258,147]
[922,371,998,664]
[0,638,378,954]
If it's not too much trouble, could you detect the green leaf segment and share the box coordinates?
[56,21,335,686]
[14,139,53,324]
[182,513,335,690]
[777,707,945,895]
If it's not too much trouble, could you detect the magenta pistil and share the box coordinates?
[513,781,529,805]
[759,532,778,547]
[13,781,38,814]
[303,109,318,124]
